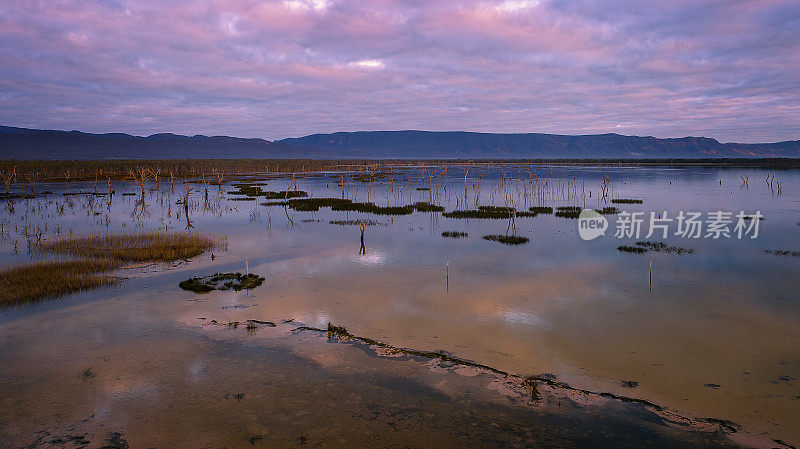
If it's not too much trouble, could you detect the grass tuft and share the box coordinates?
[443,209,514,219]
[0,259,117,307]
[35,232,219,262]
[618,241,694,254]
[483,234,529,245]
[528,206,554,214]
[1,232,221,307]
[617,245,648,253]
[554,206,582,219]
[412,202,445,212]
[765,249,800,257]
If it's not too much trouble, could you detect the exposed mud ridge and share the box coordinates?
[287,322,794,449]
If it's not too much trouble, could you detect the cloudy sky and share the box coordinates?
[1,0,798,142]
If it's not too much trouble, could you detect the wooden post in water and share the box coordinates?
[649,260,652,293]
[446,260,449,293]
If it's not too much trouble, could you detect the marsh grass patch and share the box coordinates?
[262,197,443,215]
[229,186,308,199]
[598,206,620,215]
[618,245,648,253]
[765,249,800,257]
[483,234,529,245]
[331,201,413,215]
[412,202,445,212]
[35,232,219,263]
[618,241,694,254]
[329,219,384,226]
[443,208,515,219]
[554,206,582,219]
[0,259,117,307]
[1,232,222,306]
[528,206,554,214]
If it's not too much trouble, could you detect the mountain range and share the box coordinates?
[1,125,799,160]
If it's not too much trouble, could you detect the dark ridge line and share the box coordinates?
[293,324,508,376]
[291,322,762,442]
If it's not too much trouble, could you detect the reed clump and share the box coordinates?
[263,190,308,200]
[229,185,308,199]
[617,245,647,254]
[554,206,582,219]
[261,197,442,215]
[290,198,352,211]
[1,232,222,307]
[412,202,445,212]
[598,206,620,215]
[329,219,384,226]
[611,198,644,204]
[443,209,512,219]
[483,234,529,245]
[478,205,515,213]
[0,259,117,307]
[765,249,800,257]
[635,241,694,254]
[35,232,218,262]
[618,241,694,254]
[528,206,553,214]
[442,231,469,238]
[331,201,413,215]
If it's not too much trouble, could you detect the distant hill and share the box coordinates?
[278,131,800,159]
[0,125,310,160]
[1,125,798,160]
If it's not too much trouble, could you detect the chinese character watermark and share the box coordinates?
[578,210,762,241]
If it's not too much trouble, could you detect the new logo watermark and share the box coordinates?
[578,209,608,240]
[577,209,762,241]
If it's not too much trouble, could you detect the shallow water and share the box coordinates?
[1,164,798,447]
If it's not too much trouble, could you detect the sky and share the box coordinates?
[0,0,798,143]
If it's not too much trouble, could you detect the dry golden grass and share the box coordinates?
[1,231,222,307]
[35,231,219,262]
[0,259,117,307]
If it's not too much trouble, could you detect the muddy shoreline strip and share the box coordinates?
[281,322,794,449]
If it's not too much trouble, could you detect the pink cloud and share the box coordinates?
[0,0,797,142]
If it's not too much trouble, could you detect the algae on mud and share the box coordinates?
[179,272,265,292]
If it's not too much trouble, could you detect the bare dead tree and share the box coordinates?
[1,166,15,194]
[129,166,148,196]
[213,168,224,191]
[25,172,38,195]
[200,172,211,201]
[183,183,193,229]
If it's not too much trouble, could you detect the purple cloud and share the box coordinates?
[0,0,798,142]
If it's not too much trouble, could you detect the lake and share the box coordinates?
[1,163,798,448]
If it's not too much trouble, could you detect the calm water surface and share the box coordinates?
[0,164,798,448]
